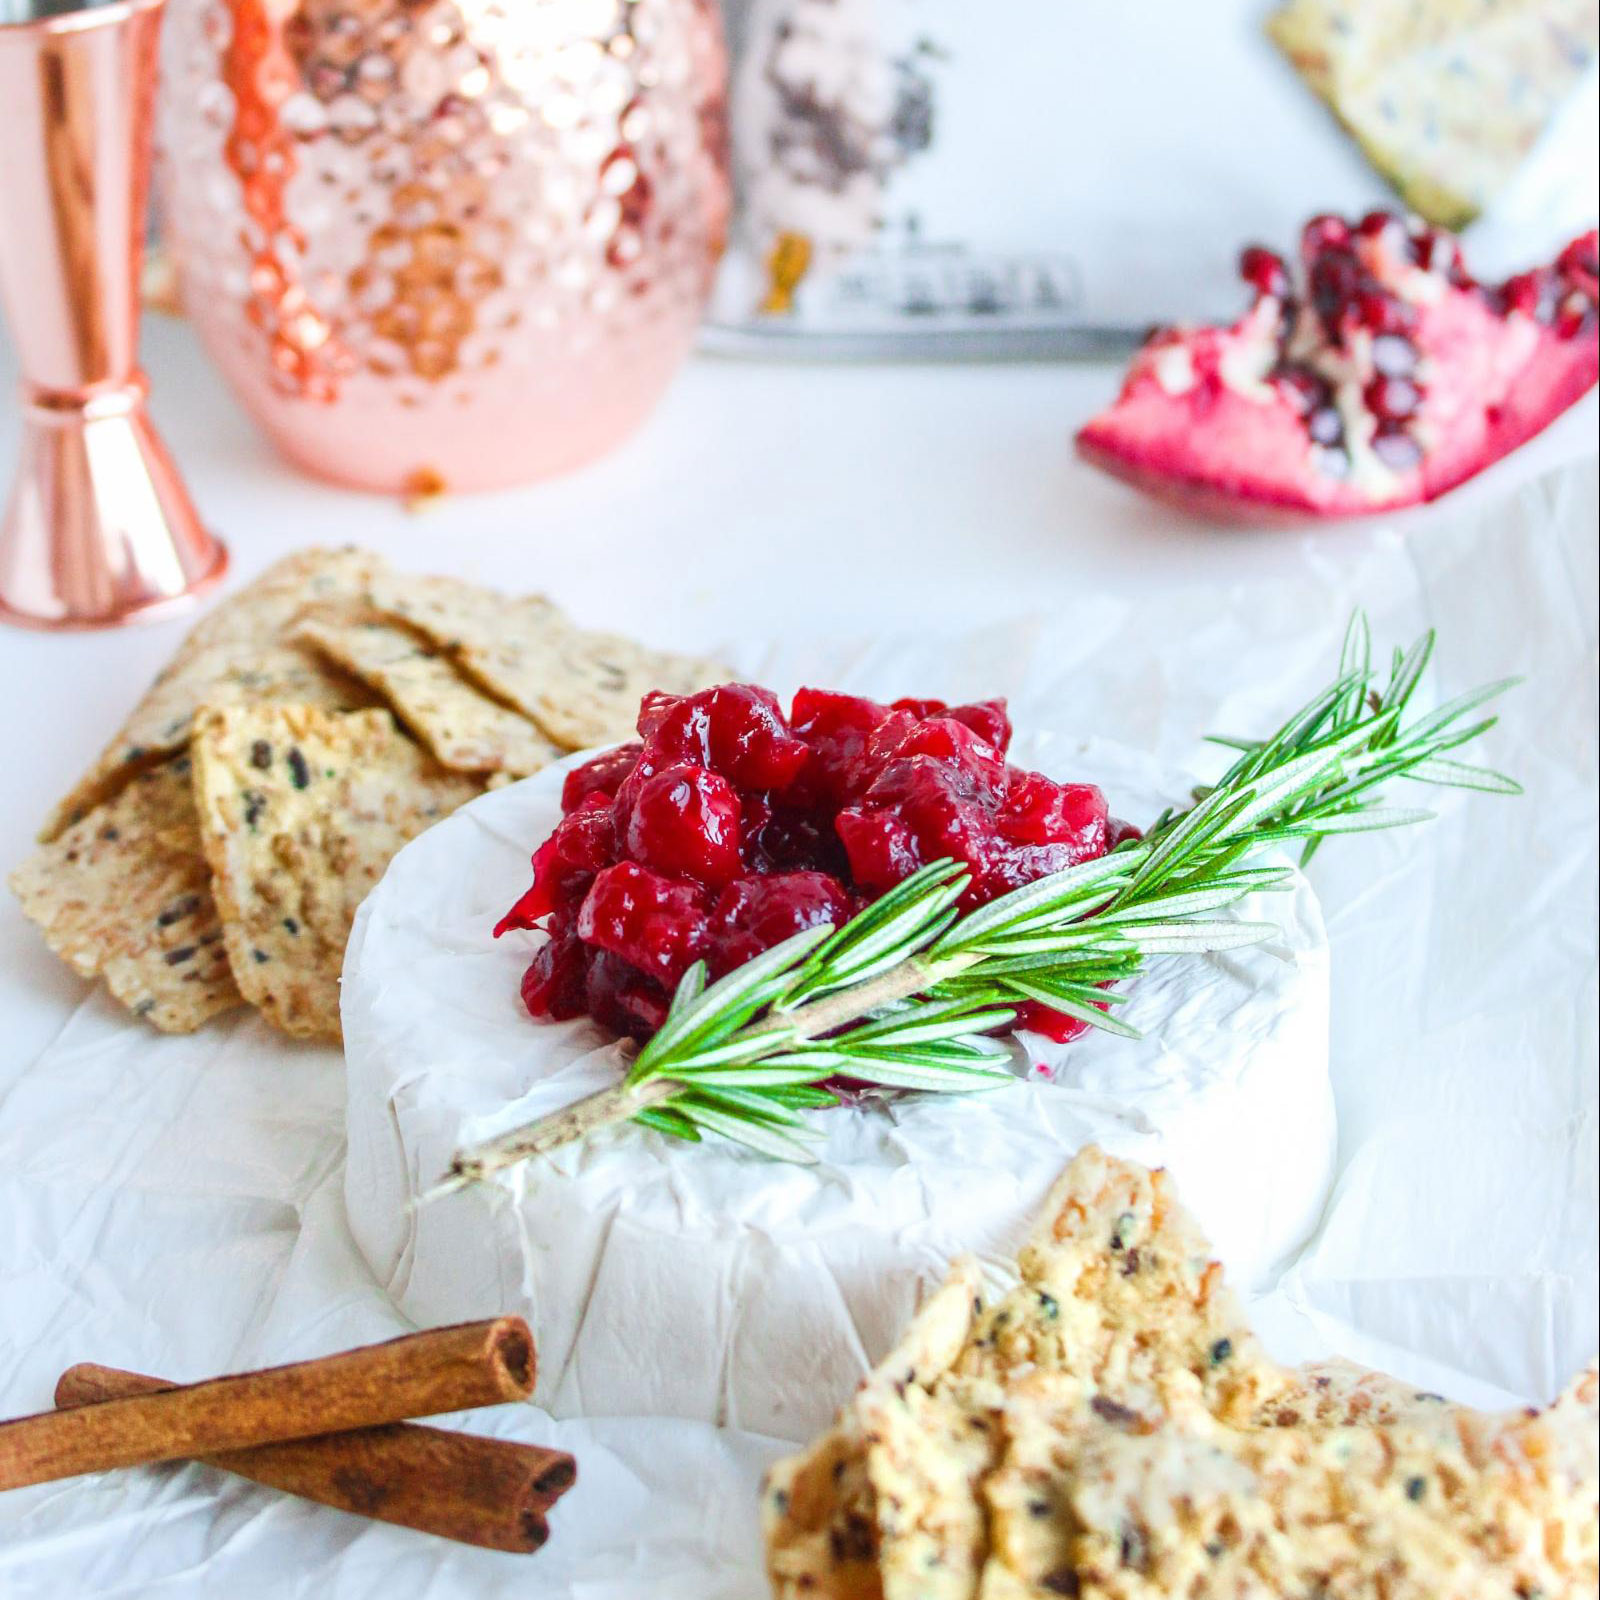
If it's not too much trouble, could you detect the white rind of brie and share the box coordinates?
[343,736,1335,1443]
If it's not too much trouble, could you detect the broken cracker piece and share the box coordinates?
[362,567,729,751]
[293,616,560,778]
[9,755,240,1032]
[191,703,481,1042]
[763,1148,1600,1600]
[39,548,382,841]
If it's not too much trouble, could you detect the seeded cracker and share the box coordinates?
[8,755,241,1032]
[362,568,730,751]
[762,1148,1600,1600]
[1267,0,1598,228]
[292,616,561,777]
[191,704,481,1041]
[39,549,382,842]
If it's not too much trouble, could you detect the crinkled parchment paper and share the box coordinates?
[0,462,1593,1597]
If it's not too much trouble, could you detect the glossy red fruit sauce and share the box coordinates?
[498,684,1134,1047]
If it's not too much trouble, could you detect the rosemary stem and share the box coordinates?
[749,953,980,1044]
[424,1076,682,1196]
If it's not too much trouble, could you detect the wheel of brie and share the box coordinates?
[343,734,1334,1443]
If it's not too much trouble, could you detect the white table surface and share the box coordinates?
[0,318,1596,1597]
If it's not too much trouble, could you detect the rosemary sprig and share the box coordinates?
[424,618,1518,1196]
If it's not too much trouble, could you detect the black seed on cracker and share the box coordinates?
[250,739,273,770]
[1091,1395,1143,1429]
[1211,1338,1234,1365]
[1041,1571,1081,1595]
[287,747,311,789]
[157,894,203,927]
[164,946,196,966]
[1407,1475,1427,1501]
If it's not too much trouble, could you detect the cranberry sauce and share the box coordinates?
[499,684,1126,1047]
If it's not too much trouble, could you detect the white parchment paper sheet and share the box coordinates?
[0,461,1594,1597]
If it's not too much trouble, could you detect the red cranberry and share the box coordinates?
[639,685,811,793]
[1239,245,1292,300]
[577,861,712,986]
[561,742,643,814]
[1370,332,1418,378]
[709,871,852,973]
[584,952,671,1042]
[834,806,928,896]
[891,717,1009,791]
[624,763,743,887]
[998,769,1108,849]
[495,793,616,932]
[1371,425,1423,473]
[944,700,1013,755]
[519,916,590,1019]
[1014,1001,1092,1045]
[1365,374,1421,421]
[889,697,949,720]
[790,689,917,806]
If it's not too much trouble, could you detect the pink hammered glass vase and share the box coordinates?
[158,0,730,493]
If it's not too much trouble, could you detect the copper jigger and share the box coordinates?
[0,0,225,631]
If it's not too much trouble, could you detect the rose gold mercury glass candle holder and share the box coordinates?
[0,0,227,630]
[157,0,731,495]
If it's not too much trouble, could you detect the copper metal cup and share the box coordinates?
[0,0,226,631]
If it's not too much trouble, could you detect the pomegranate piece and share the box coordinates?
[577,861,712,986]
[623,763,744,888]
[1077,215,1599,520]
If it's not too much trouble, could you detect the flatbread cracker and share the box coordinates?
[293,616,560,777]
[362,567,730,750]
[763,1148,1600,1600]
[1267,0,1598,228]
[9,755,241,1032]
[191,703,481,1041]
[39,549,382,841]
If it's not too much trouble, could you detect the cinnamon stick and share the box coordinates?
[55,1364,575,1553]
[0,1319,535,1493]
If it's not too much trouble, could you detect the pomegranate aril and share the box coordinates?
[1372,426,1423,473]
[1273,363,1330,417]
[1239,245,1291,300]
[1501,270,1560,324]
[1557,231,1598,288]
[1354,291,1417,336]
[1302,213,1352,256]
[1370,332,1418,378]
[1365,374,1420,421]
[1307,405,1344,446]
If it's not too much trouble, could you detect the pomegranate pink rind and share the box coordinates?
[1077,216,1599,522]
